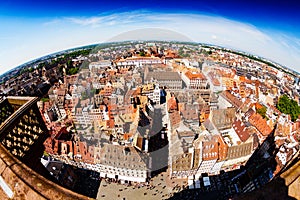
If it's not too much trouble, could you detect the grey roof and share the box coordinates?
[100,144,148,170]
[145,72,181,81]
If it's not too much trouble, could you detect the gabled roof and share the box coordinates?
[249,113,272,136]
[100,144,148,170]
[220,90,243,108]
[145,71,181,81]
[184,71,207,80]
[232,119,250,142]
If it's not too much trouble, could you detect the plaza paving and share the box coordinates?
[96,171,187,200]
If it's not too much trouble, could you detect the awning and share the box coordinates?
[106,173,115,179]
[195,180,201,188]
[203,177,210,187]
[118,175,146,183]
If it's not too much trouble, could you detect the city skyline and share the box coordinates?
[0,39,299,198]
[0,0,300,75]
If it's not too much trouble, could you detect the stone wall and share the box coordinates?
[0,144,90,199]
[0,96,91,199]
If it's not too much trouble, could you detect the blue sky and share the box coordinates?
[0,0,300,75]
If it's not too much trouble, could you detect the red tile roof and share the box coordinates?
[168,96,178,112]
[169,111,181,128]
[217,135,228,161]
[249,113,272,136]
[207,72,221,86]
[255,103,263,110]
[106,118,115,128]
[185,71,207,80]
[233,120,250,142]
[221,90,243,108]
[202,137,219,161]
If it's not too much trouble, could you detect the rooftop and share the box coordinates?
[248,113,272,136]
[232,119,250,142]
[145,71,181,81]
[211,107,236,130]
[100,144,148,170]
[185,71,207,80]
[220,90,243,108]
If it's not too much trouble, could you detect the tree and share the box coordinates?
[38,62,46,69]
[81,91,88,100]
[67,60,73,68]
[277,94,300,122]
[90,88,96,96]
[28,67,34,73]
[67,67,79,75]
[139,51,145,57]
[257,106,267,119]
[41,97,50,102]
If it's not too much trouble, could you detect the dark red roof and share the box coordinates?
[233,120,250,142]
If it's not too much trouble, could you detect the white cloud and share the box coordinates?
[1,11,300,75]
[107,27,193,42]
[42,19,62,26]
[67,17,103,26]
[65,10,152,27]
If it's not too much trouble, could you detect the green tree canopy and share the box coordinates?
[277,94,300,122]
[139,51,145,57]
[257,106,267,119]
[67,67,79,75]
